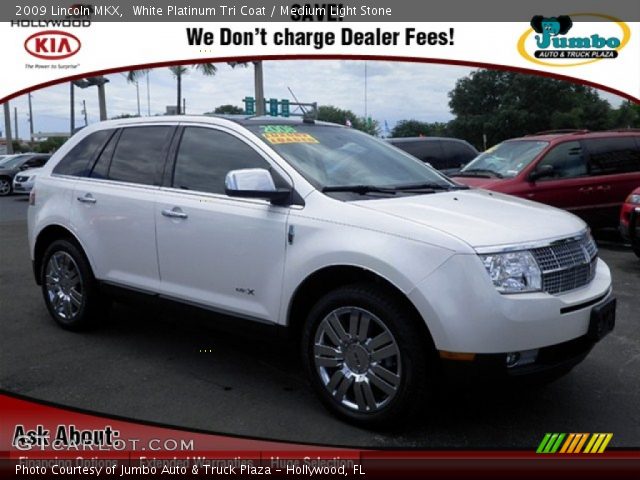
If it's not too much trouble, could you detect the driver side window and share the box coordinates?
[536,141,587,180]
[172,127,274,195]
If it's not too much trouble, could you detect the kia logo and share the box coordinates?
[24,30,81,60]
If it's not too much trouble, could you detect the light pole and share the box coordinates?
[253,61,265,116]
[70,82,75,135]
[3,101,13,154]
[28,93,34,145]
[73,77,110,121]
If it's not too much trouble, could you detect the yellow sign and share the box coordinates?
[263,132,319,144]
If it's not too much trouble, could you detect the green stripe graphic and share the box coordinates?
[537,433,552,453]
[537,433,566,453]
[550,433,566,453]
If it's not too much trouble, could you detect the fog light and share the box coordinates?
[505,352,520,367]
[506,349,539,368]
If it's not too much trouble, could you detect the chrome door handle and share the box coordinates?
[161,207,188,219]
[77,194,96,204]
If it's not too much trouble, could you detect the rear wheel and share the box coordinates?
[0,178,12,196]
[302,284,436,428]
[41,239,108,330]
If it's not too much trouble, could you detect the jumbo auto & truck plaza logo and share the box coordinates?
[518,13,630,67]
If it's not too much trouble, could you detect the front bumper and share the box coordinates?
[408,253,613,354]
[441,333,596,381]
[12,179,34,193]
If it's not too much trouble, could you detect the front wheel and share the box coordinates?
[302,284,436,428]
[0,178,12,196]
[41,239,108,330]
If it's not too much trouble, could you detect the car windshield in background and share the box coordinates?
[459,140,549,178]
[247,124,455,193]
[0,155,29,169]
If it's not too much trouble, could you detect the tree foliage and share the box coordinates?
[210,104,245,115]
[317,105,379,136]
[447,69,617,149]
[391,120,450,138]
[34,137,67,153]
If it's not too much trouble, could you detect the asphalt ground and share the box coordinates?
[1,194,639,449]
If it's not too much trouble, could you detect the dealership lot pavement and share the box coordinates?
[1,194,638,448]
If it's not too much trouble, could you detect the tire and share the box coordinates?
[0,177,12,196]
[40,239,109,330]
[301,283,436,429]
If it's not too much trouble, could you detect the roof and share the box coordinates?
[85,114,341,130]
[511,129,640,142]
[387,136,472,144]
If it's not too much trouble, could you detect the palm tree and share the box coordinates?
[127,62,249,115]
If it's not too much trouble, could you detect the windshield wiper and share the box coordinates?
[455,169,504,179]
[322,185,398,195]
[393,182,468,191]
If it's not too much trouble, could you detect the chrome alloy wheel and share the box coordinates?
[313,307,401,413]
[0,179,11,195]
[45,251,84,320]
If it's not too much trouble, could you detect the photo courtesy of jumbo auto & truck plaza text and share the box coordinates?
[1,0,639,478]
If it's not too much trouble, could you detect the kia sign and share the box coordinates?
[24,30,81,60]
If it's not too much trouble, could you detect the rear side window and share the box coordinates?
[537,141,587,179]
[442,141,477,167]
[107,126,173,185]
[585,137,640,175]
[53,130,113,176]
[172,127,271,195]
[393,141,445,164]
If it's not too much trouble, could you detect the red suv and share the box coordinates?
[620,187,640,258]
[451,130,640,229]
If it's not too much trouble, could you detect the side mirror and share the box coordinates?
[529,164,555,182]
[225,168,291,205]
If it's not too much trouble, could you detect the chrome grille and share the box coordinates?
[531,233,598,295]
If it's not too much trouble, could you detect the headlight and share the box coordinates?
[479,251,542,293]
[627,194,640,204]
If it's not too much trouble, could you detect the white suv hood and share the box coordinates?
[352,188,586,250]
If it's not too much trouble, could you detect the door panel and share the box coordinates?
[71,180,160,289]
[155,126,290,322]
[155,190,288,321]
[583,137,640,228]
[525,141,597,224]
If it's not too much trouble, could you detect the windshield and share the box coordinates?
[0,155,29,169]
[460,140,548,178]
[247,124,455,191]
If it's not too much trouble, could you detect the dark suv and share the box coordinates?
[0,153,51,196]
[452,130,640,229]
[387,137,478,175]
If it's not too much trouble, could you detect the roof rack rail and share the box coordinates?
[529,129,590,136]
[604,128,640,133]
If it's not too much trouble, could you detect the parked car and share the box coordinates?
[13,166,46,194]
[452,130,640,229]
[0,153,51,196]
[620,187,640,258]
[387,137,478,175]
[28,117,615,427]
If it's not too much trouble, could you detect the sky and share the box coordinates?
[2,60,627,140]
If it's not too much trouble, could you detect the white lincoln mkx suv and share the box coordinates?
[28,116,615,427]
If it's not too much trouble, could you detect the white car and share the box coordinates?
[13,167,44,194]
[28,116,615,427]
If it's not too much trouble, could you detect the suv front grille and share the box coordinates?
[531,233,598,295]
